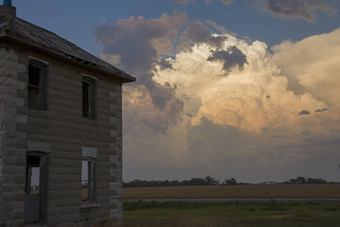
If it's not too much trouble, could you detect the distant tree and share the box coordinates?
[205,176,219,185]
[224,178,237,185]
[296,177,306,184]
[306,178,327,184]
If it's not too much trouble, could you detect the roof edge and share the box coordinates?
[0,36,136,83]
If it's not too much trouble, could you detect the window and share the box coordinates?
[28,61,47,110]
[25,156,40,195]
[24,155,48,224]
[82,76,96,119]
[81,159,95,201]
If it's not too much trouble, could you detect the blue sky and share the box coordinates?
[16,0,340,56]
[12,0,340,183]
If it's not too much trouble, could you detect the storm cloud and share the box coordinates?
[258,0,337,22]
[207,46,248,72]
[95,12,188,132]
[95,12,340,183]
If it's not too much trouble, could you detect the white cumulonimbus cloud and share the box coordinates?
[95,13,340,182]
[154,34,332,135]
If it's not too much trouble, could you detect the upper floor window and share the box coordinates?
[28,60,47,110]
[82,76,96,119]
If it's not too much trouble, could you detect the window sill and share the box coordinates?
[80,202,101,209]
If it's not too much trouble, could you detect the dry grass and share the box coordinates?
[123,184,340,200]
[94,185,340,227]
[120,200,340,226]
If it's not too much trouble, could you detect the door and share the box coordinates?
[24,155,47,224]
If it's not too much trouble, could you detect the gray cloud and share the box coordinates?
[95,13,186,132]
[181,21,212,43]
[258,0,337,22]
[207,46,248,72]
[181,21,228,47]
[158,57,173,70]
[298,110,311,115]
[95,18,164,75]
[315,108,328,113]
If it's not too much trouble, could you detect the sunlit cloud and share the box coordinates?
[95,12,340,182]
[272,28,340,107]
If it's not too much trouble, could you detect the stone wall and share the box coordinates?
[0,47,123,226]
[0,48,27,226]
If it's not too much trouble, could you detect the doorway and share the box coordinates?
[24,155,47,224]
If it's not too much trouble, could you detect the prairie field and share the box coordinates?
[100,184,340,227]
[123,184,340,200]
[96,184,340,226]
[121,200,340,227]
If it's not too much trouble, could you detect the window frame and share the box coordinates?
[82,76,96,119]
[27,59,48,111]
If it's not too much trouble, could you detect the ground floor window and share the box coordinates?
[24,154,47,224]
[81,159,95,201]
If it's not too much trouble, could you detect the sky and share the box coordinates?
[13,0,340,183]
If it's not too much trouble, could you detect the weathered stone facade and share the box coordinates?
[0,4,134,226]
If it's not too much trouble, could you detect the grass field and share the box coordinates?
[97,184,340,226]
[120,200,340,226]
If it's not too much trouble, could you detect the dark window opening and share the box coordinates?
[28,62,47,110]
[82,77,96,119]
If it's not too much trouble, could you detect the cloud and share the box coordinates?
[315,108,327,113]
[155,35,331,134]
[181,21,212,43]
[149,27,340,182]
[158,57,173,70]
[298,110,311,115]
[95,12,340,182]
[258,0,337,22]
[95,12,188,75]
[207,46,248,72]
[272,28,340,107]
[95,12,188,133]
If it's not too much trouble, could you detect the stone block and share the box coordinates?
[110,209,118,218]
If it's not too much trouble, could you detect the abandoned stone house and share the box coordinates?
[0,2,135,226]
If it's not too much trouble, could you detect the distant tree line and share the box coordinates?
[123,176,336,187]
[123,176,220,188]
[286,177,327,184]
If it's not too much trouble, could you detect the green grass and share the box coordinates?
[120,200,340,227]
